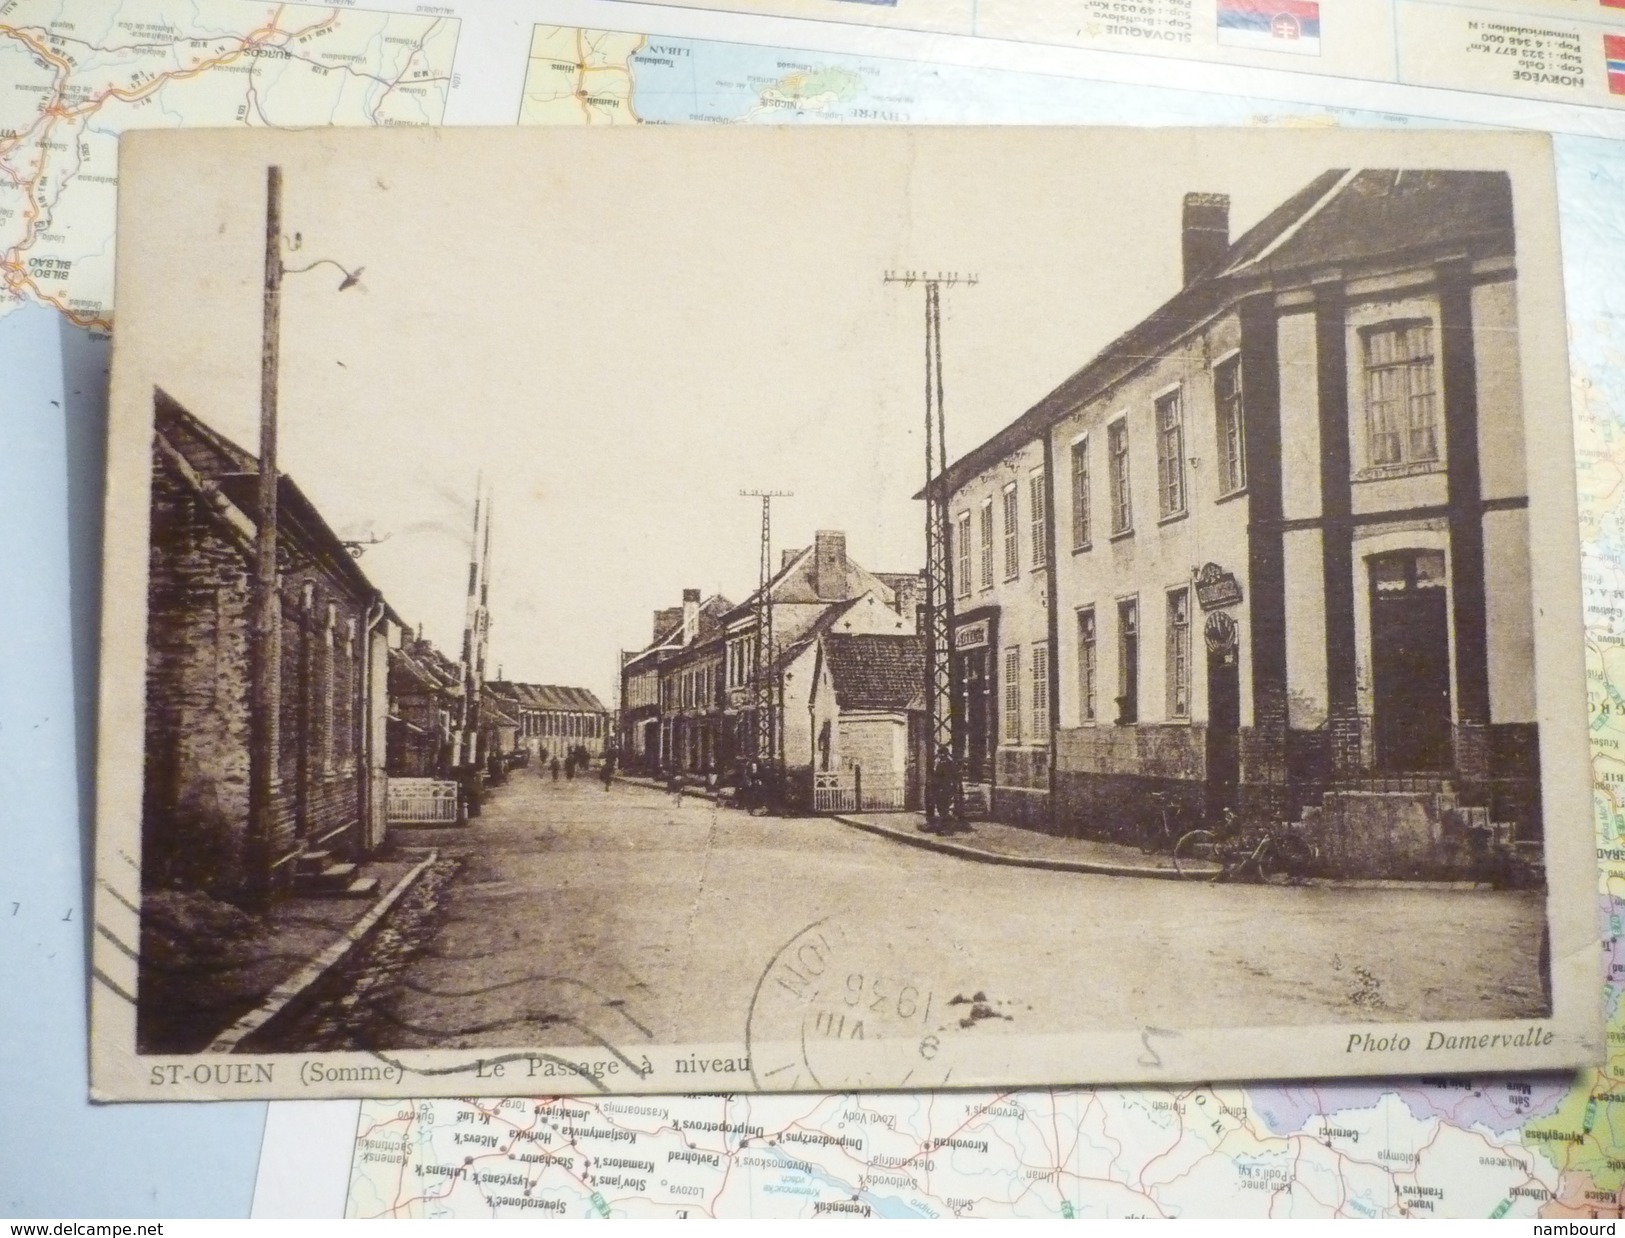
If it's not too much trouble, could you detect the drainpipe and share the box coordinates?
[359,593,388,851]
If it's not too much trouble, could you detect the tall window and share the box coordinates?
[979,500,994,590]
[955,511,972,598]
[1363,321,1438,467]
[1029,470,1047,568]
[1214,356,1246,495]
[1002,484,1020,580]
[1108,419,1132,535]
[1003,646,1021,742]
[1077,608,1097,724]
[1155,389,1187,518]
[1070,437,1091,550]
[1030,643,1050,739]
[1116,598,1139,725]
[1166,587,1191,719]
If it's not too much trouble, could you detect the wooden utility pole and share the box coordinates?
[244,166,362,906]
[244,166,284,911]
[883,269,977,829]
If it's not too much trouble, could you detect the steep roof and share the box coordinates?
[820,634,926,712]
[154,388,394,610]
[623,594,736,671]
[923,168,1514,499]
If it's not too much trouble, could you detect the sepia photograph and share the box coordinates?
[91,125,1601,1100]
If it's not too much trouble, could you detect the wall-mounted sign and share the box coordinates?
[1204,610,1239,655]
[1194,561,1243,611]
[954,618,990,651]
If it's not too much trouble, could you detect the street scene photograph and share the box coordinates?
[90,125,1600,1099]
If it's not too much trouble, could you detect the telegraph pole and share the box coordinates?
[883,269,977,831]
[740,489,791,770]
[244,167,284,912]
[243,168,363,908]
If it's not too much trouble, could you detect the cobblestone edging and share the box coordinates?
[204,849,440,1053]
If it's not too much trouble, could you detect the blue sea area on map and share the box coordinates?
[0,305,265,1217]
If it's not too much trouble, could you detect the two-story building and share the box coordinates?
[937,432,1056,825]
[933,169,1541,870]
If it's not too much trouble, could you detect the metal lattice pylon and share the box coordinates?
[741,488,790,763]
[884,270,976,826]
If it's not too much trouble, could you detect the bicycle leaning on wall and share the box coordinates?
[1172,808,1316,884]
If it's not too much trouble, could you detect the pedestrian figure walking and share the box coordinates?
[565,754,576,780]
[667,765,684,804]
[550,756,560,782]
[600,755,614,792]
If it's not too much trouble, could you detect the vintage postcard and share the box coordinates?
[92,125,1601,1100]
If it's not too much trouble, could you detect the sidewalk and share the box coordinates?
[137,851,439,1054]
[833,811,1186,879]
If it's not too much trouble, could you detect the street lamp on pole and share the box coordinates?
[243,165,363,912]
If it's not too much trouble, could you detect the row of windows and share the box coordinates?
[1074,587,1191,729]
[1071,356,1247,551]
[994,586,1194,745]
[521,711,604,739]
[664,663,718,711]
[962,322,1439,575]
[954,470,1048,597]
[726,634,758,690]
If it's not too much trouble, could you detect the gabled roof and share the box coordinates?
[924,168,1514,499]
[154,388,394,610]
[487,680,609,713]
[773,594,867,670]
[623,594,736,672]
[818,634,926,712]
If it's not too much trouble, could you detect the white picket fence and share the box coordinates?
[812,769,906,813]
[386,777,460,824]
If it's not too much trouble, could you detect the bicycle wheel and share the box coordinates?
[1173,829,1225,880]
[1259,835,1314,885]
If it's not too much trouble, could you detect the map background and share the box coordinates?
[3,0,1625,1219]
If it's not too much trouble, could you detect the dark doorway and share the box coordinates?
[955,645,993,783]
[1370,550,1453,771]
[1204,611,1241,825]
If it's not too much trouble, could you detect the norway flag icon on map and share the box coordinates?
[1216,0,1322,56]
[1609,34,1625,94]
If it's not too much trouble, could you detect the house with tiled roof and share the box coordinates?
[717,531,921,778]
[808,633,928,812]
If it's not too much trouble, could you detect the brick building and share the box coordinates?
[142,390,398,900]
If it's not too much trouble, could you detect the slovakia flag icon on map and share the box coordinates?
[1216,0,1322,55]
[1609,34,1625,94]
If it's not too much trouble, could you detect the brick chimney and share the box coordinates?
[813,530,848,600]
[782,547,801,572]
[1182,192,1230,285]
[682,588,701,645]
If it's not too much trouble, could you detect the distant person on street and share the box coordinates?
[565,754,576,780]
[600,755,614,792]
[667,764,684,804]
[550,756,560,782]
[926,745,963,835]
